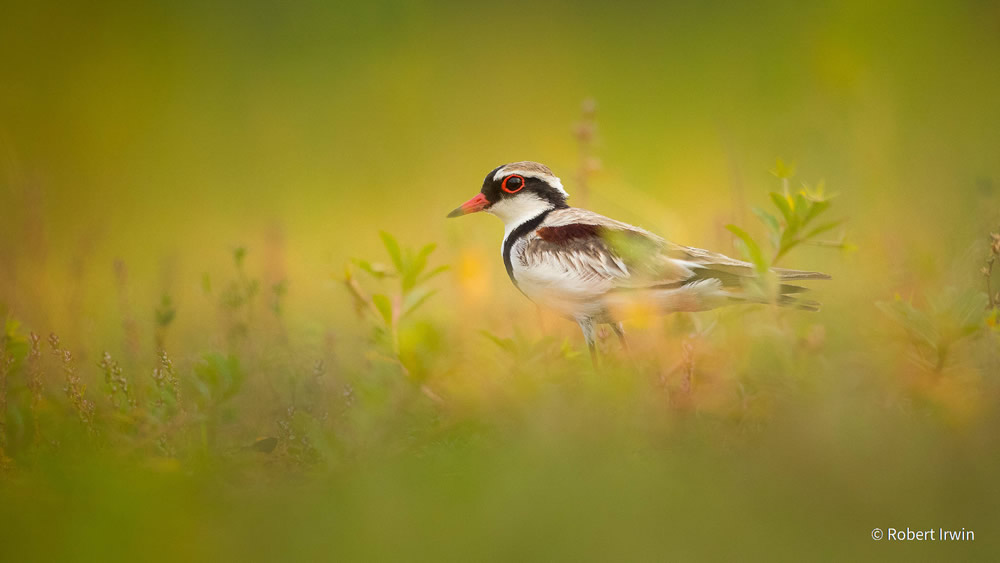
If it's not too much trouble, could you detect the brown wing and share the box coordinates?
[520,207,829,296]
[520,216,692,290]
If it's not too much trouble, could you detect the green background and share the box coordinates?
[2,1,999,560]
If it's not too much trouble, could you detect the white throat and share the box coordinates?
[489,194,556,245]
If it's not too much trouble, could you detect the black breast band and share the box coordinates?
[502,210,553,286]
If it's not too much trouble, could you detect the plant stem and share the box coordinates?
[574,98,597,206]
[986,257,996,309]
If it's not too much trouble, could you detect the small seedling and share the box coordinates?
[727,159,848,301]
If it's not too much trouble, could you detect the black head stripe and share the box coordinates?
[483,165,505,190]
[480,165,506,203]
[524,176,569,209]
[483,164,569,209]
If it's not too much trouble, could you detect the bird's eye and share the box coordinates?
[501,175,525,194]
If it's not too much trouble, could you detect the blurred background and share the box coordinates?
[1,0,999,560]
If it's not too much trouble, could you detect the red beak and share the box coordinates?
[447,193,490,218]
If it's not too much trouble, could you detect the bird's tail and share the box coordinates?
[773,267,832,282]
[768,267,830,311]
[602,267,830,317]
[727,278,826,312]
[774,291,822,312]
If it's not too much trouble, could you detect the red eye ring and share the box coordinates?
[501,174,526,194]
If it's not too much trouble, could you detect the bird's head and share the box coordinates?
[447,161,569,225]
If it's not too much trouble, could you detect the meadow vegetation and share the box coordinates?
[1,157,999,560]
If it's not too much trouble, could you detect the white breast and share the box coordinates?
[506,236,611,320]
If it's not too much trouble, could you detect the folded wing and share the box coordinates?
[519,208,829,311]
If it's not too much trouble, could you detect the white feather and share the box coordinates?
[489,194,556,253]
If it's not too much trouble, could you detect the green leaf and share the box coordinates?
[401,287,437,319]
[790,193,809,230]
[769,192,794,223]
[155,295,176,327]
[193,353,245,404]
[418,264,450,284]
[930,288,988,340]
[752,207,780,234]
[415,243,436,269]
[726,225,769,273]
[877,298,939,349]
[379,231,404,273]
[372,294,394,326]
[352,259,392,279]
[403,243,436,289]
[400,244,423,283]
[793,191,807,209]
[802,199,831,226]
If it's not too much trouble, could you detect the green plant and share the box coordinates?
[726,159,847,301]
[877,288,989,372]
[150,350,182,455]
[151,350,181,409]
[191,353,245,450]
[98,351,135,412]
[192,353,244,406]
[343,233,448,405]
[344,232,447,360]
[214,247,261,347]
[0,348,11,459]
[26,332,43,446]
[982,231,1000,309]
[47,333,95,433]
[480,329,579,367]
[0,318,20,456]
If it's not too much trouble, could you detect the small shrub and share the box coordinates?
[878,288,990,373]
[343,232,448,382]
[726,159,848,301]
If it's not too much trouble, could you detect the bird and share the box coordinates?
[447,161,830,361]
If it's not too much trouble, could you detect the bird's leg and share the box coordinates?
[611,322,629,352]
[577,318,598,366]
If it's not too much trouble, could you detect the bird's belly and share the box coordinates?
[512,264,609,319]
